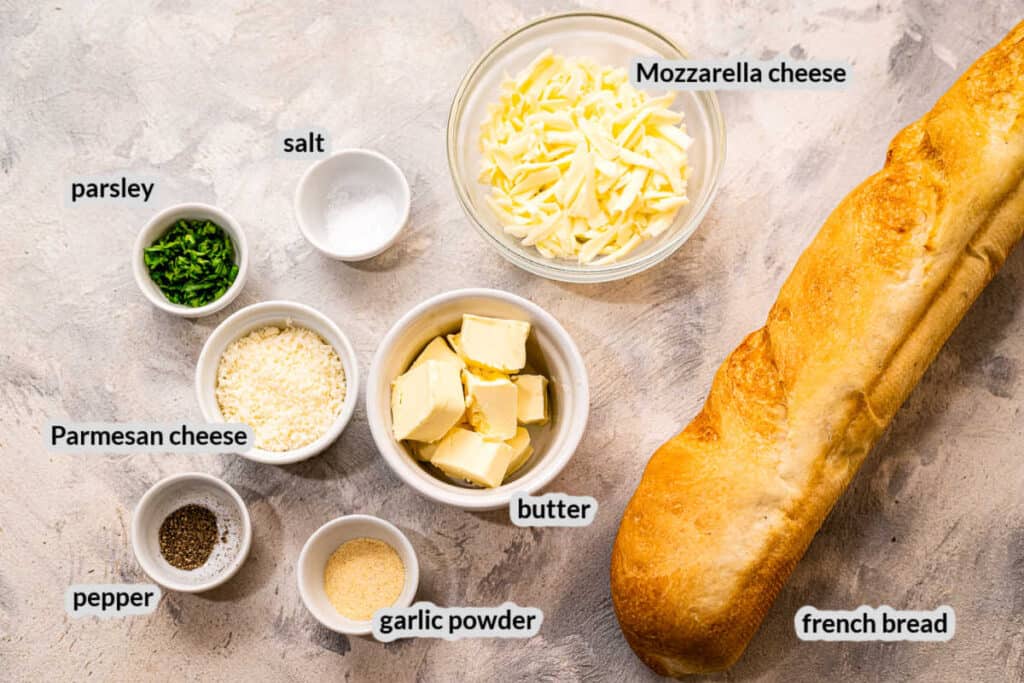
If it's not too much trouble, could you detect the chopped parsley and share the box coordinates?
[143,219,239,308]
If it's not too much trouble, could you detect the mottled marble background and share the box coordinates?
[3,1,1023,680]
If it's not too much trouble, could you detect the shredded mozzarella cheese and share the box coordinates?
[479,49,693,265]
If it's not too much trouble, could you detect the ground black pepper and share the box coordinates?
[158,504,219,570]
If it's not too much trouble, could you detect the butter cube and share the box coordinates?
[431,427,513,488]
[505,427,534,476]
[463,369,518,441]
[391,360,465,442]
[411,440,439,462]
[447,333,469,364]
[411,336,465,371]
[459,365,505,385]
[459,315,531,373]
[512,374,549,425]
[411,424,463,462]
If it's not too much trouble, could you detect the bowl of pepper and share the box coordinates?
[133,203,249,318]
[131,471,252,593]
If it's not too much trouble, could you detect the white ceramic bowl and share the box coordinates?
[195,300,360,465]
[133,202,249,317]
[294,149,411,261]
[297,515,419,636]
[131,472,252,593]
[367,288,590,510]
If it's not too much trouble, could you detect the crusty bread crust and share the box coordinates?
[611,21,1024,677]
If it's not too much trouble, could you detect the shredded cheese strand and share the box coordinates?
[479,50,693,264]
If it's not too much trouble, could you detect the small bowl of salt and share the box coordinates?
[294,149,411,261]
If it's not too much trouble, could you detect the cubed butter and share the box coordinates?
[431,427,513,488]
[411,336,465,371]
[512,374,549,425]
[505,427,534,475]
[463,369,518,441]
[411,440,439,462]
[447,333,469,364]
[411,424,463,462]
[391,360,465,442]
[459,314,531,373]
[459,365,506,386]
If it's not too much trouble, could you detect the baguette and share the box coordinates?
[611,22,1024,676]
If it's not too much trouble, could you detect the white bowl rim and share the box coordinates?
[367,287,590,510]
[293,148,411,261]
[195,299,360,465]
[130,471,253,593]
[296,514,420,636]
[132,202,250,317]
[445,10,726,283]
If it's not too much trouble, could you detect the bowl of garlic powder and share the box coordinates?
[447,11,726,283]
[195,300,359,464]
[297,514,419,636]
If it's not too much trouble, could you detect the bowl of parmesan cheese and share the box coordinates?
[447,11,726,283]
[196,300,359,465]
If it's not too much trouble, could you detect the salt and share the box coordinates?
[323,182,400,256]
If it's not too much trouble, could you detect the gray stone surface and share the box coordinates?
[2,1,1023,680]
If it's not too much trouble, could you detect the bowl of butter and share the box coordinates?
[367,288,589,510]
[447,11,725,283]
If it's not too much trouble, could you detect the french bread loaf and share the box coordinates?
[611,21,1024,676]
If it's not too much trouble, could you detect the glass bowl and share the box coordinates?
[446,11,726,283]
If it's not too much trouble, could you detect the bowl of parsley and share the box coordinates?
[133,203,249,318]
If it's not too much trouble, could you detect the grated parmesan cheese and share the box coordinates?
[479,49,693,265]
[215,324,346,452]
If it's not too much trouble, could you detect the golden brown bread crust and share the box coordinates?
[611,22,1024,677]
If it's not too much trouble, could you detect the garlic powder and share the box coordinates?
[324,538,405,621]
